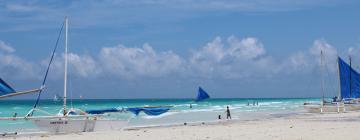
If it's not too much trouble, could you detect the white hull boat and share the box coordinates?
[32,117,128,133]
[304,52,360,113]
[32,118,96,133]
[304,102,360,113]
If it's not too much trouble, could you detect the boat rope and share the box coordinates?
[27,21,65,117]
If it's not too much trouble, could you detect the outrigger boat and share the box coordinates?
[304,51,360,113]
[0,17,128,133]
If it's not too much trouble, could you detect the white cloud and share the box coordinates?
[227,36,266,60]
[68,53,100,77]
[99,43,183,78]
[0,53,39,79]
[0,37,351,81]
[0,40,16,53]
[189,36,276,79]
[309,39,338,72]
[0,40,38,79]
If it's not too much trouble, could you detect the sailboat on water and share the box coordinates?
[0,17,128,133]
[196,87,210,102]
[53,94,61,102]
[304,51,360,113]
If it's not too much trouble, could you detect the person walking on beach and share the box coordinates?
[226,106,231,119]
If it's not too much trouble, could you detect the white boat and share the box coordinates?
[304,51,360,113]
[0,16,128,134]
[29,17,128,133]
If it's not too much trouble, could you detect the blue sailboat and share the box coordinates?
[338,57,360,99]
[196,87,210,102]
[304,52,360,113]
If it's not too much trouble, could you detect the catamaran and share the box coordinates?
[0,17,128,133]
[304,51,360,113]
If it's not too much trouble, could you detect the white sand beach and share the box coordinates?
[3,112,360,140]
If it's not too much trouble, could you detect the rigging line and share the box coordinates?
[28,21,65,116]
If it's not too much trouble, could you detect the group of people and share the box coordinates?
[247,101,259,106]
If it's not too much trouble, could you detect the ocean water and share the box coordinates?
[0,98,320,133]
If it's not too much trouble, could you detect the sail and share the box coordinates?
[338,57,360,99]
[85,108,120,114]
[196,87,210,101]
[0,78,16,96]
[126,107,170,116]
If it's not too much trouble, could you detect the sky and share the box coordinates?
[1,0,360,99]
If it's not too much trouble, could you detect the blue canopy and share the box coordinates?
[196,87,210,102]
[338,57,360,99]
[0,78,16,96]
[127,107,170,116]
[85,108,120,114]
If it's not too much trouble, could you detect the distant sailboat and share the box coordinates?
[53,94,61,102]
[196,87,210,102]
[304,51,360,113]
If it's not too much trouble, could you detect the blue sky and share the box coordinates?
[1,0,360,99]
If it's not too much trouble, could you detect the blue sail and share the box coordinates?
[127,107,170,116]
[338,57,360,99]
[196,87,210,102]
[85,108,120,114]
[0,78,16,96]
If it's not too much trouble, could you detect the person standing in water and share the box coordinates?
[226,106,231,119]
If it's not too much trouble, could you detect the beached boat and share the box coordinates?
[0,17,128,134]
[29,17,129,133]
[304,51,360,113]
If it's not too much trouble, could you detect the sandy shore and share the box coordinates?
[3,112,360,140]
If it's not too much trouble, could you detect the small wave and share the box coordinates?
[142,112,178,119]
[12,107,23,110]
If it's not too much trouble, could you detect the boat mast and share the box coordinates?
[320,50,325,106]
[337,57,341,100]
[349,55,352,98]
[63,16,68,116]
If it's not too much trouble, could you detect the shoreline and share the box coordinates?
[4,110,360,140]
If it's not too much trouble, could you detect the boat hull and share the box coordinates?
[32,119,96,133]
[304,103,360,113]
[32,118,128,133]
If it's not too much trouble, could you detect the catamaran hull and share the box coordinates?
[304,104,360,113]
[32,119,128,133]
[32,119,96,133]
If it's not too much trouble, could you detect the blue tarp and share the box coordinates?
[0,78,15,96]
[85,108,120,114]
[196,87,210,102]
[126,107,170,116]
[338,57,360,99]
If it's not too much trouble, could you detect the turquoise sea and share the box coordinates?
[0,98,320,133]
